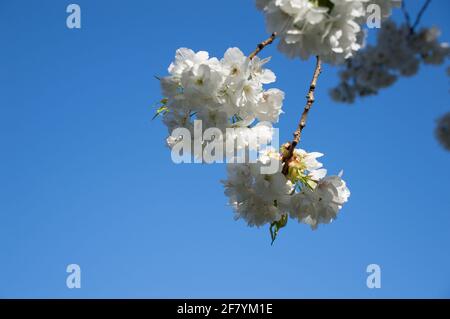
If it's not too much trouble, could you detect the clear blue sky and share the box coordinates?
[0,0,449,298]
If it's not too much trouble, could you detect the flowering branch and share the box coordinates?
[282,56,322,175]
[248,32,277,60]
[270,56,322,245]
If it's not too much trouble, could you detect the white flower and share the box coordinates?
[331,20,450,103]
[289,172,350,229]
[250,56,276,84]
[283,147,326,183]
[159,47,285,159]
[294,148,324,171]
[221,47,250,79]
[232,78,263,108]
[330,81,356,103]
[222,145,351,230]
[233,121,275,151]
[410,27,450,65]
[253,88,284,122]
[162,108,192,132]
[181,63,224,103]
[256,0,401,64]
[168,48,209,76]
[196,108,230,131]
[276,146,351,230]
[219,121,276,161]
[222,150,293,227]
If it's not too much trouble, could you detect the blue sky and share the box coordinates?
[0,0,449,298]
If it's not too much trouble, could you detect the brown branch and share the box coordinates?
[282,56,322,176]
[248,32,277,60]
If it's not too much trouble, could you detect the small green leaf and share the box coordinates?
[309,0,334,11]
[270,214,288,245]
[152,105,169,120]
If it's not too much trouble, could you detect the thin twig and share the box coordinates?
[401,0,412,31]
[282,56,322,176]
[248,32,277,60]
[412,0,432,31]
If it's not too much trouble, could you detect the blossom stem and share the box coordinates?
[282,56,322,176]
[271,56,322,244]
[248,32,277,60]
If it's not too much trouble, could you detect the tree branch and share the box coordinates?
[401,0,412,31]
[282,56,322,175]
[248,32,277,60]
[412,0,432,31]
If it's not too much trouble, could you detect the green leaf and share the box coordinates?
[152,105,169,120]
[309,0,334,12]
[270,214,288,245]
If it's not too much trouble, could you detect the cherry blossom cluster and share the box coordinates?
[255,0,401,64]
[331,20,450,103]
[436,112,450,151]
[160,47,284,154]
[222,145,350,230]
